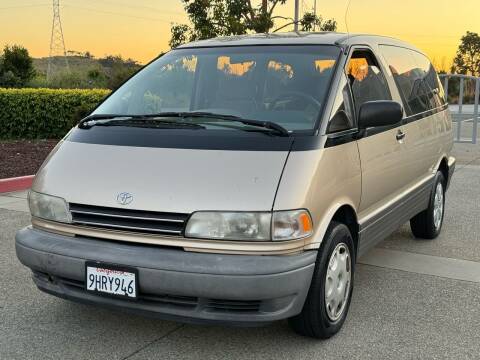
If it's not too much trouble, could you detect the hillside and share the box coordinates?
[33,55,141,75]
[33,56,100,75]
[30,55,142,89]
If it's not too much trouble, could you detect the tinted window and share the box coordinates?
[261,58,336,129]
[410,51,446,108]
[94,45,341,132]
[346,50,391,117]
[380,45,446,116]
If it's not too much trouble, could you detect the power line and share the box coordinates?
[62,4,172,23]
[62,0,184,16]
[74,0,183,16]
[0,0,183,17]
[0,3,50,10]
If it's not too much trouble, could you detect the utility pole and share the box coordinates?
[47,0,69,82]
[294,0,300,31]
[313,0,317,31]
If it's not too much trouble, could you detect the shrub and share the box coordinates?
[0,88,110,139]
[27,74,49,88]
[0,45,36,87]
[48,69,93,89]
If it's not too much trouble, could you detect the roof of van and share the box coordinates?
[177,32,423,54]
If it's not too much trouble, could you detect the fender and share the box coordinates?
[304,198,359,251]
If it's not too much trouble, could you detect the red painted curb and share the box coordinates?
[0,175,34,193]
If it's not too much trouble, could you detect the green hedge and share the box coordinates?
[0,88,110,139]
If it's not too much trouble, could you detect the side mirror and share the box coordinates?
[358,101,403,129]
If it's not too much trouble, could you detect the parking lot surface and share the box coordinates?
[1,145,479,359]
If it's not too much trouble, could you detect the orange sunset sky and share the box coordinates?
[1,0,479,70]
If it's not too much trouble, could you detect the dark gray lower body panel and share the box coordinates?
[358,177,434,257]
[15,227,317,326]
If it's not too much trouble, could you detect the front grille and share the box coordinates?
[69,203,189,236]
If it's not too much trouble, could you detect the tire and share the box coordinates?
[410,171,446,239]
[288,221,355,339]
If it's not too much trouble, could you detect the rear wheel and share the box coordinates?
[410,171,446,239]
[288,221,354,339]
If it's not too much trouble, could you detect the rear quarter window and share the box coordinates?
[379,45,446,117]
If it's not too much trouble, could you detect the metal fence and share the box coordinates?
[440,74,480,144]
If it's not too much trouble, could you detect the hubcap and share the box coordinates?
[325,242,351,322]
[433,182,444,230]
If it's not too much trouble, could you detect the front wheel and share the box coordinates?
[288,221,355,339]
[410,171,446,239]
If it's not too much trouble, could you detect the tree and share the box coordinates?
[273,11,337,32]
[97,55,140,89]
[169,0,337,48]
[0,45,35,87]
[452,31,480,76]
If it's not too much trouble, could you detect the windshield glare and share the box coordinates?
[94,45,340,132]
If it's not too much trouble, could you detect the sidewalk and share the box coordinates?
[0,190,28,212]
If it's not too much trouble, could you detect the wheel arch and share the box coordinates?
[306,202,360,258]
[331,205,359,258]
[438,157,449,182]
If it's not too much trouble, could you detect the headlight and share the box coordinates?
[185,212,271,241]
[185,209,313,241]
[28,190,71,223]
[272,209,313,241]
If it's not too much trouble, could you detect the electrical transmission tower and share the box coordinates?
[47,0,69,81]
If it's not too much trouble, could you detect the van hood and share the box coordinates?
[33,141,290,213]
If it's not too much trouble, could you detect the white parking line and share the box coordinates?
[360,248,480,283]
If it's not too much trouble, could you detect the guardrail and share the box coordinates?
[440,74,479,144]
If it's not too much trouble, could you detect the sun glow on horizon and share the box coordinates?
[1,0,479,70]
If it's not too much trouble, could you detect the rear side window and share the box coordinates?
[379,45,446,117]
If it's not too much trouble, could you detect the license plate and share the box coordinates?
[85,262,138,299]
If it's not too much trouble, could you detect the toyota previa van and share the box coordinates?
[16,33,455,338]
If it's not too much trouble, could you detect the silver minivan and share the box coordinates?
[16,32,455,338]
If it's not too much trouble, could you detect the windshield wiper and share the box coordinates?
[78,112,209,129]
[78,114,134,128]
[79,111,290,136]
[78,114,205,130]
[142,111,291,137]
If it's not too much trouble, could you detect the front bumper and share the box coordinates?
[15,227,317,326]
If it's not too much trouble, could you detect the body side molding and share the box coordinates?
[357,175,435,257]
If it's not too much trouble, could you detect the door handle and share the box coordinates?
[396,130,406,141]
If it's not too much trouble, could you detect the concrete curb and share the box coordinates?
[0,175,34,193]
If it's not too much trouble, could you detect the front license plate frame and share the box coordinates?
[85,261,138,300]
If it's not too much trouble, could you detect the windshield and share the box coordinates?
[93,45,340,132]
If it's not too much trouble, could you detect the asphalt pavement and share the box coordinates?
[1,144,479,359]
